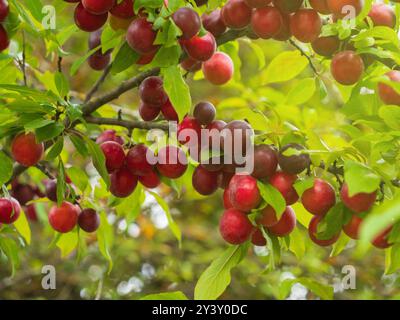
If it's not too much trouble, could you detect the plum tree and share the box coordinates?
[193,101,216,126]
[378,70,400,106]
[301,179,336,216]
[331,50,364,85]
[227,174,261,212]
[219,208,253,244]
[290,9,322,43]
[172,7,201,40]
[202,52,234,85]
[221,0,252,29]
[192,165,220,195]
[138,170,161,189]
[48,202,79,233]
[139,76,168,106]
[311,36,340,57]
[368,3,396,28]
[340,183,377,213]
[11,133,44,167]
[110,167,138,198]
[139,101,161,121]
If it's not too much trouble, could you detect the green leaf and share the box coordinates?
[148,190,181,245]
[66,167,88,193]
[140,291,188,300]
[56,160,66,206]
[162,65,191,122]
[35,123,65,142]
[344,160,380,196]
[317,203,344,240]
[379,105,400,130]
[194,244,248,300]
[14,208,31,245]
[56,230,79,258]
[0,151,13,184]
[262,51,308,84]
[54,72,69,98]
[286,78,316,105]
[0,236,20,277]
[97,211,113,273]
[293,177,315,197]
[24,118,54,130]
[111,42,140,74]
[385,243,400,275]
[279,277,333,300]
[69,135,88,156]
[46,136,64,160]
[257,182,286,218]
[85,137,110,188]
[288,226,305,260]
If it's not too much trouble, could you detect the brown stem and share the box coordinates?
[85,115,170,131]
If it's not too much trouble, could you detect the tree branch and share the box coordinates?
[85,115,170,131]
[84,64,112,103]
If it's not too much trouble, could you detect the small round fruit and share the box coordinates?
[11,183,35,206]
[161,99,179,122]
[343,214,362,240]
[172,7,201,40]
[126,18,158,54]
[182,32,216,61]
[251,144,278,180]
[221,0,252,29]
[139,76,168,106]
[223,188,233,209]
[308,215,340,246]
[0,25,9,51]
[251,7,283,39]
[139,102,161,121]
[181,57,202,72]
[202,52,234,86]
[11,132,44,167]
[278,143,311,175]
[0,0,9,22]
[378,70,400,106]
[193,101,216,126]
[78,208,100,232]
[110,167,138,198]
[309,0,331,14]
[138,170,161,189]
[273,11,291,41]
[48,201,79,233]
[45,180,58,202]
[266,206,296,237]
[82,0,115,15]
[192,165,220,195]
[269,171,299,205]
[126,144,155,176]
[340,183,376,213]
[220,120,253,158]
[88,52,111,70]
[74,3,108,32]
[327,0,363,19]
[219,208,253,244]
[301,178,336,216]
[96,130,124,145]
[100,141,126,173]
[0,197,21,224]
[331,51,364,85]
[290,9,322,43]
[273,0,303,13]
[202,9,227,37]
[368,3,396,28]
[251,228,267,246]
[156,146,188,179]
[372,226,393,249]
[311,36,340,57]
[227,174,261,212]
[177,116,202,146]
[110,0,135,19]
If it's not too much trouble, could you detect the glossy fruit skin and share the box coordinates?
[0,0,9,22]
[378,70,400,106]
[343,214,362,240]
[82,0,115,15]
[11,132,44,167]
[340,183,377,213]
[0,25,9,51]
[156,146,188,179]
[172,7,201,40]
[273,0,303,13]
[219,208,253,244]
[89,29,103,50]
[301,179,336,216]
[74,3,108,32]
[138,170,161,189]
[0,198,21,224]
[110,167,138,198]
[221,120,253,159]
[308,215,340,246]
[194,101,216,126]
[311,36,340,57]
[223,188,233,209]
[251,144,278,180]
[139,102,160,121]
[137,50,157,65]
[88,52,111,70]
[327,0,363,19]
[331,51,364,85]
[161,99,179,122]
[181,57,202,72]
[251,227,267,246]
[126,18,158,54]
[269,171,299,205]
[221,0,252,29]
[139,76,167,106]
[290,9,321,43]
[278,143,311,175]
[11,183,35,206]
[245,0,272,8]
[100,141,126,173]
[45,180,58,202]
[372,226,393,249]
[177,116,202,146]
[192,165,220,195]
[126,144,155,176]
[228,174,261,212]
[202,10,227,37]
[78,208,100,232]
[182,32,216,62]
[273,11,291,41]
[266,206,296,237]
[202,52,234,85]
[110,0,135,19]
[368,3,396,28]
[309,0,331,14]
[49,202,79,233]
[96,129,124,145]
[251,7,283,39]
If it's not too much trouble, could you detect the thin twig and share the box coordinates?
[85,115,170,131]
[35,163,55,180]
[288,39,319,75]
[22,31,27,86]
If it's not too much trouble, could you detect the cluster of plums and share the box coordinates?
[87,29,112,71]
[0,0,9,52]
